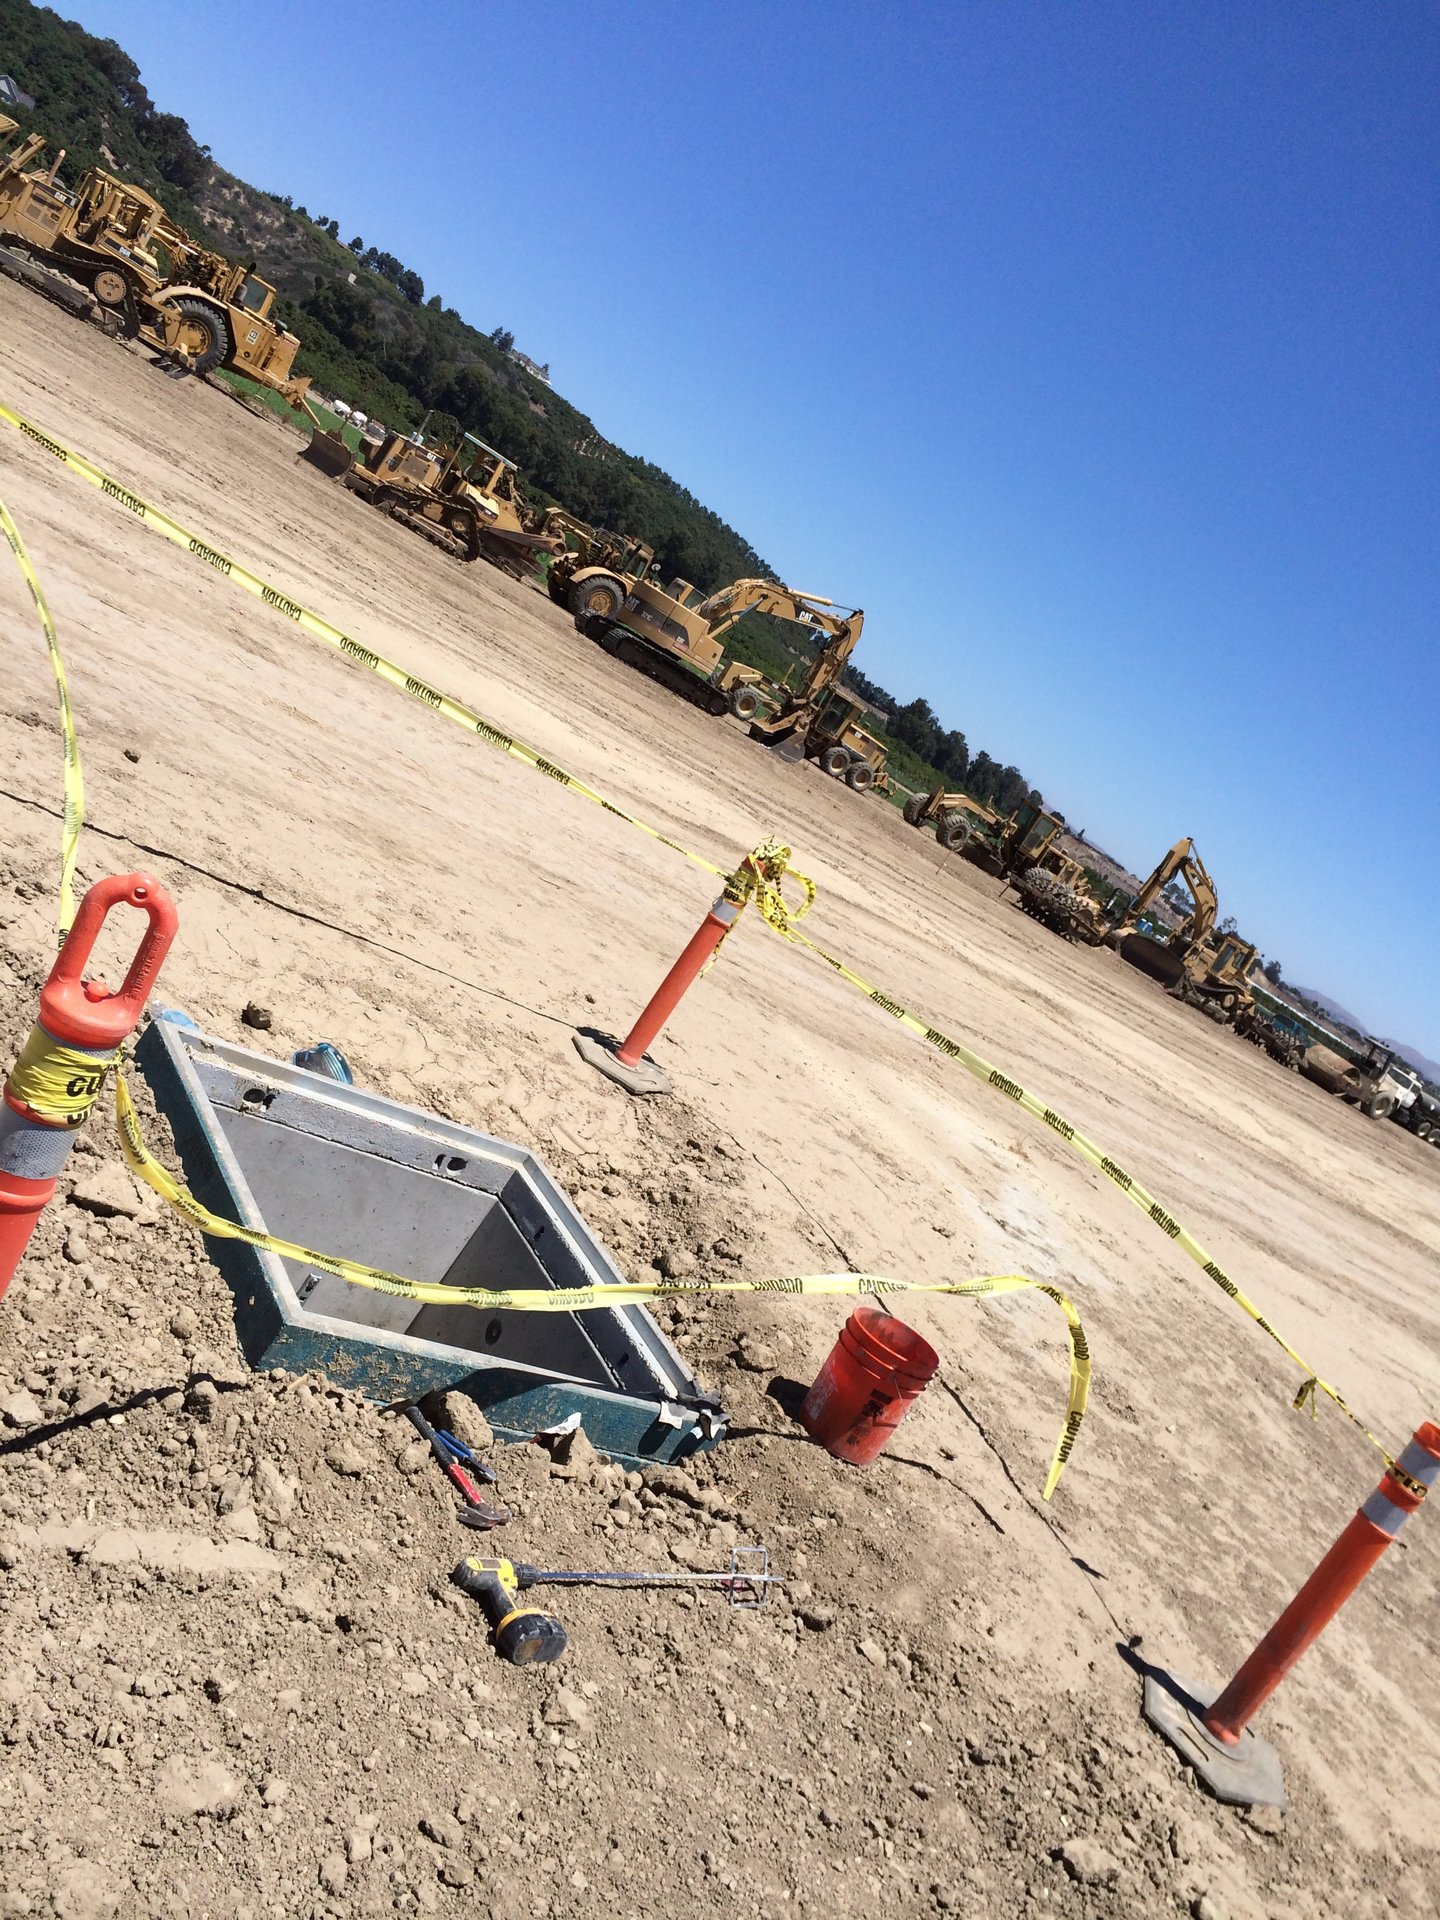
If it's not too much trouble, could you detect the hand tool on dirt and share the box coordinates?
[453,1555,571,1665]
[430,1426,496,1482]
[452,1545,784,1666]
[402,1403,510,1530]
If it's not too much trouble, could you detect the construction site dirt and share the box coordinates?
[0,280,1437,1920]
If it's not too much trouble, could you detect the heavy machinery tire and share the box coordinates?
[569,574,626,622]
[1367,1090,1397,1121]
[902,793,927,827]
[705,689,729,716]
[166,296,231,374]
[935,814,971,853]
[92,268,128,307]
[845,759,876,792]
[728,684,763,721]
[820,746,852,778]
[1415,1120,1433,1142]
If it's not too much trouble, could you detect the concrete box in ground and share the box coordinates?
[137,1019,725,1465]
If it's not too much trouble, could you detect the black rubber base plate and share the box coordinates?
[573,1029,672,1097]
[1142,1670,1287,1809]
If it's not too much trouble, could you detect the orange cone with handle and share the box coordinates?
[0,873,178,1302]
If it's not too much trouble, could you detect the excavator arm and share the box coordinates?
[535,508,601,555]
[695,580,864,710]
[1179,846,1218,948]
[1111,838,1218,952]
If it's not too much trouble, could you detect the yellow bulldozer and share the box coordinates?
[0,124,315,410]
[307,424,565,577]
[1177,926,1261,1022]
[537,511,657,621]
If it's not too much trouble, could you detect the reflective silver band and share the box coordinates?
[1394,1440,1440,1490]
[0,1101,75,1180]
[1360,1489,1408,1536]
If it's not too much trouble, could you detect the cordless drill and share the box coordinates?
[452,1556,568,1665]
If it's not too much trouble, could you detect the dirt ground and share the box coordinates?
[1,280,1437,1920]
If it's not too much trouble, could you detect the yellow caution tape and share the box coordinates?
[0,497,82,937]
[6,1025,117,1128]
[0,408,1394,1467]
[113,1062,1087,1498]
[0,400,736,886]
[0,467,1083,1496]
[756,901,1391,1456]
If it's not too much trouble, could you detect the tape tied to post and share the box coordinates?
[6,1026,117,1129]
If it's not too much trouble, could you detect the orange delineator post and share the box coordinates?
[613,897,741,1070]
[0,873,178,1302]
[1202,1420,1440,1745]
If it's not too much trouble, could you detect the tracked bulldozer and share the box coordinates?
[309,426,565,577]
[536,511,657,621]
[1174,927,1261,1023]
[0,127,316,413]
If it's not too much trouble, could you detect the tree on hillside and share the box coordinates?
[83,34,149,112]
[892,696,940,763]
[967,750,996,801]
[1263,958,1284,986]
[936,728,968,784]
[490,326,515,353]
[348,235,363,252]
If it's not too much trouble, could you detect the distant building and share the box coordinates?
[507,347,551,386]
[0,75,36,111]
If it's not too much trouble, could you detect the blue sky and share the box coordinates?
[60,0,1440,1057]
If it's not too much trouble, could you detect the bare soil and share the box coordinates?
[0,280,1437,1920]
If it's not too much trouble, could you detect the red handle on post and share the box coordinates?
[0,873,179,1304]
[40,873,179,1050]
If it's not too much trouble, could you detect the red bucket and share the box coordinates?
[798,1303,940,1465]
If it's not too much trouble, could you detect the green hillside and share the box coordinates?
[0,0,1043,815]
